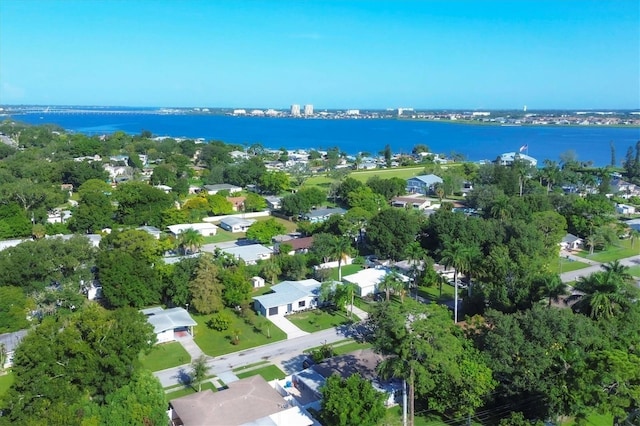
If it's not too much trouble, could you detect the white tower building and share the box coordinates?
[303,104,313,116]
[290,104,301,116]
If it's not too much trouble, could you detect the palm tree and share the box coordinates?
[440,240,468,323]
[331,237,352,281]
[566,269,636,319]
[585,234,597,255]
[630,229,640,251]
[541,275,567,307]
[489,195,511,222]
[261,258,281,285]
[342,281,358,319]
[601,260,633,283]
[179,228,204,255]
[404,242,425,299]
[378,272,404,302]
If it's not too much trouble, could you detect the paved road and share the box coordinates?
[154,322,363,388]
[560,254,640,283]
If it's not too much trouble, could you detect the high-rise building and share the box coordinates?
[290,104,301,116]
[303,104,313,116]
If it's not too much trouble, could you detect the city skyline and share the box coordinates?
[1,0,639,109]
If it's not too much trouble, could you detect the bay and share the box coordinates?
[8,112,640,166]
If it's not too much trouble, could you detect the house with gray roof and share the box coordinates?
[253,279,321,317]
[560,233,583,251]
[140,307,197,344]
[406,174,443,195]
[221,244,272,264]
[219,217,256,233]
[203,183,242,195]
[302,207,346,224]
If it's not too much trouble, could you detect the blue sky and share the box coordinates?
[1,0,638,109]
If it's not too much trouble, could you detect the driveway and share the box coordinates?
[268,314,309,339]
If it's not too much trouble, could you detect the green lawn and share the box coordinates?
[626,265,640,277]
[353,296,375,312]
[574,238,639,263]
[202,230,238,244]
[418,283,456,302]
[287,308,352,333]
[139,342,191,372]
[333,340,372,355]
[165,381,217,400]
[328,263,363,281]
[254,216,298,233]
[549,257,591,274]
[0,372,14,398]
[193,309,287,357]
[349,166,426,182]
[559,412,614,425]
[235,365,286,381]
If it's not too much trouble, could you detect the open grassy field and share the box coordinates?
[575,238,639,263]
[193,309,286,357]
[328,263,363,280]
[235,365,286,381]
[139,342,191,372]
[287,308,352,333]
[202,230,238,244]
[0,372,14,398]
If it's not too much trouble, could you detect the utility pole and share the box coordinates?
[402,379,407,426]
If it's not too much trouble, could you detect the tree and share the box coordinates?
[330,236,352,281]
[243,191,267,212]
[320,373,386,426]
[178,228,204,254]
[259,171,289,194]
[114,181,174,226]
[378,272,404,302]
[207,194,233,215]
[101,370,167,426]
[260,258,281,285]
[190,355,210,392]
[439,240,469,322]
[368,301,495,425]
[367,209,420,260]
[189,253,224,314]
[382,144,392,168]
[70,190,114,233]
[0,286,31,333]
[246,218,286,244]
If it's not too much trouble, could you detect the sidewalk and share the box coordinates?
[346,304,368,321]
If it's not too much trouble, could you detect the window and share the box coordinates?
[298,300,306,308]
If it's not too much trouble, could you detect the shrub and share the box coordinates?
[207,311,232,331]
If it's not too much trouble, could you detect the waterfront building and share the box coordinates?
[303,104,313,116]
[497,152,538,167]
[290,104,301,116]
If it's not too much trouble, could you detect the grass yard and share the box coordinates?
[332,340,372,355]
[559,412,614,425]
[165,381,217,400]
[328,263,363,280]
[255,215,298,233]
[549,257,591,274]
[626,264,640,277]
[382,406,483,426]
[575,238,639,263]
[287,308,352,333]
[349,166,426,182]
[418,283,456,302]
[353,296,375,312]
[193,309,287,357]
[235,365,286,381]
[202,230,238,244]
[139,342,191,372]
[0,372,14,398]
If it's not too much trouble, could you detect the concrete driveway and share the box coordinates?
[268,314,309,339]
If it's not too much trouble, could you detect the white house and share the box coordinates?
[203,183,242,195]
[343,267,409,297]
[253,279,321,317]
[221,244,272,264]
[497,152,538,167]
[302,207,346,224]
[140,307,197,344]
[616,203,636,215]
[167,223,218,237]
[560,233,584,251]
[406,174,443,195]
[137,225,162,239]
[390,196,431,210]
[219,217,256,233]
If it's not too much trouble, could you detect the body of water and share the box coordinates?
[8,112,640,166]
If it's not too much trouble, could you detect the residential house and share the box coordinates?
[168,375,316,426]
[219,217,256,233]
[496,152,538,167]
[154,184,172,193]
[390,195,431,210]
[616,203,636,215]
[342,267,410,297]
[226,196,246,212]
[253,279,321,317]
[302,207,347,224]
[221,244,272,264]
[137,225,162,239]
[276,236,314,255]
[611,179,639,198]
[203,183,242,195]
[0,329,29,369]
[167,223,218,237]
[265,195,283,210]
[140,307,197,344]
[406,174,443,195]
[560,233,583,251]
[47,209,72,224]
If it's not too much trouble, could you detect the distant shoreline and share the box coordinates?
[399,118,640,129]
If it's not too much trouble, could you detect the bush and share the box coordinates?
[207,311,232,331]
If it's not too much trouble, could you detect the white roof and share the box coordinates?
[167,223,218,234]
[142,307,197,334]
[222,244,272,263]
[221,217,256,227]
[253,279,321,309]
[343,267,409,289]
